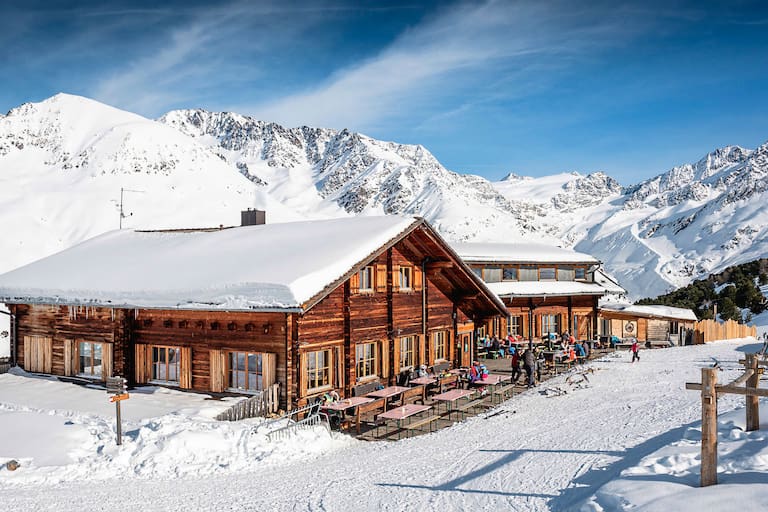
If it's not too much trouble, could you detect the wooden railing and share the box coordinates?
[692,319,756,344]
[215,383,280,421]
[686,353,765,486]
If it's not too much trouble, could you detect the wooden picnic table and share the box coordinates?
[378,403,432,439]
[410,376,437,386]
[320,396,375,412]
[367,385,409,410]
[432,389,474,419]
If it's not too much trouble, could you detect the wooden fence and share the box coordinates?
[215,383,280,421]
[692,319,756,344]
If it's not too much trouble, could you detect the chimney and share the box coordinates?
[241,208,266,226]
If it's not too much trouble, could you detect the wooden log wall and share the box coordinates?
[11,304,124,377]
[132,309,289,407]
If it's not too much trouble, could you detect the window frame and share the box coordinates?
[359,266,374,292]
[433,331,447,361]
[77,341,103,378]
[542,314,559,335]
[508,316,521,336]
[399,266,413,291]
[227,351,265,393]
[355,342,378,381]
[150,345,181,385]
[307,349,333,392]
[575,267,587,280]
[503,267,518,281]
[399,336,416,370]
[539,267,557,281]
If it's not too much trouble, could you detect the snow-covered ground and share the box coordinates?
[0,339,766,511]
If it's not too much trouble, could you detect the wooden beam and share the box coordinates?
[729,368,755,387]
[701,367,718,487]
[686,382,768,397]
[426,261,453,270]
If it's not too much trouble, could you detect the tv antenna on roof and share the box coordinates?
[119,187,145,229]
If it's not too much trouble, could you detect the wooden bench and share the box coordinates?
[455,397,489,417]
[431,361,451,374]
[352,380,381,397]
[437,374,459,393]
[402,414,440,436]
[491,384,514,404]
[398,386,426,406]
[355,398,386,434]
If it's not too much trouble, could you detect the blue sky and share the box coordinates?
[1,0,767,184]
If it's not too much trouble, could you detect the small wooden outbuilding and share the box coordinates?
[598,304,697,345]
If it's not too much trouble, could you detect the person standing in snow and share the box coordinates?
[511,349,522,384]
[523,348,536,387]
[631,339,640,363]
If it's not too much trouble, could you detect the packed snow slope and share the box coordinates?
[1,339,764,511]
[3,94,768,299]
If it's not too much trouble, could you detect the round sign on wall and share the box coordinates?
[624,321,636,334]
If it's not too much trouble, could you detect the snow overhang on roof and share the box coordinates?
[0,216,421,312]
[485,281,607,298]
[451,242,600,265]
[599,304,698,322]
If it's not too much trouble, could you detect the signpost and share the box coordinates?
[106,376,128,445]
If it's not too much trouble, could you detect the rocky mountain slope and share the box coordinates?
[1,94,767,301]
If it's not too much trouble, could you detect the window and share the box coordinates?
[399,336,415,369]
[356,342,377,379]
[359,266,374,291]
[519,265,537,281]
[508,316,522,336]
[151,346,180,384]
[542,314,559,335]
[307,349,332,391]
[540,267,556,280]
[399,266,412,290]
[433,331,447,361]
[557,266,575,281]
[471,267,482,279]
[670,321,680,335]
[503,267,518,281]
[78,341,103,377]
[483,266,502,283]
[575,268,586,280]
[228,351,264,392]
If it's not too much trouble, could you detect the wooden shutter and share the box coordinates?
[24,336,53,373]
[392,264,400,292]
[335,346,344,390]
[180,346,192,389]
[102,343,113,379]
[393,338,401,375]
[380,340,389,381]
[349,271,360,294]
[447,332,453,364]
[63,339,76,376]
[299,352,308,398]
[376,264,387,293]
[262,352,277,388]
[134,344,149,384]
[418,334,426,366]
[427,333,435,366]
[209,349,225,392]
[413,266,423,292]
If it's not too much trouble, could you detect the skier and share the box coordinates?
[631,339,640,363]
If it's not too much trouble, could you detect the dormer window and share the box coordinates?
[575,268,586,280]
[540,267,556,280]
[503,267,518,281]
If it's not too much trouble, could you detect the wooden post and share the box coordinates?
[701,367,718,487]
[746,353,760,432]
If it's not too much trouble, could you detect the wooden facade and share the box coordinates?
[6,222,507,410]
[502,295,600,341]
[599,308,696,344]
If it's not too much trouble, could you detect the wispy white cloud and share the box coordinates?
[244,0,651,131]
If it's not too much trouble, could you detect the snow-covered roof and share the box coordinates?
[600,303,697,322]
[452,242,599,264]
[485,281,607,298]
[594,268,627,295]
[0,216,421,311]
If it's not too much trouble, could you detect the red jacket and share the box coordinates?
[631,341,638,352]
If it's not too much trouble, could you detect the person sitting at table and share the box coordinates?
[467,361,482,384]
[574,341,586,360]
[415,364,429,378]
[321,390,340,404]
